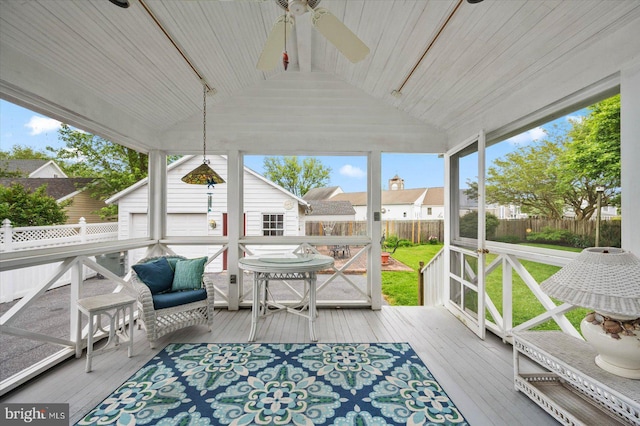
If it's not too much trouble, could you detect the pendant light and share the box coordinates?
[181,84,225,188]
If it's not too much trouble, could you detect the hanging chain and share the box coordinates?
[202,84,209,164]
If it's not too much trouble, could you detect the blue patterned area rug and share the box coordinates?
[77,342,469,425]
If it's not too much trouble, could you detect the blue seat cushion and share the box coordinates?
[152,288,207,310]
[131,257,174,295]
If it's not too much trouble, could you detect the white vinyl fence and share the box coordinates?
[0,218,119,302]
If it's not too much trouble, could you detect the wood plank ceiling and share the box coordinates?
[1,0,639,154]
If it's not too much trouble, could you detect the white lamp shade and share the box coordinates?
[540,247,640,317]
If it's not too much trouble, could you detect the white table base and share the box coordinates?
[249,271,318,342]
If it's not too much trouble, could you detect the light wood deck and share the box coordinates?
[1,307,557,425]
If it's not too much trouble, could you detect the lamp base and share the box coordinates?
[581,316,640,380]
[594,355,640,380]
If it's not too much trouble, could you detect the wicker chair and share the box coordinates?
[129,255,215,348]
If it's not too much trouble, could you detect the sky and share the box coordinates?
[0,99,585,193]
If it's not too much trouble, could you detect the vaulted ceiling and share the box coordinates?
[1,0,639,155]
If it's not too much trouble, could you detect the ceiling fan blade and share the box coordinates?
[312,7,369,64]
[257,14,295,71]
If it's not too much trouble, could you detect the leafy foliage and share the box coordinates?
[263,156,331,197]
[485,140,566,219]
[561,94,620,210]
[47,124,150,219]
[0,183,68,226]
[481,95,620,220]
[459,211,499,239]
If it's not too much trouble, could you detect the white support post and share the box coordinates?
[502,256,513,335]
[443,153,453,305]
[70,257,83,354]
[227,150,243,310]
[621,64,640,256]
[148,150,168,245]
[368,151,382,310]
[2,219,13,252]
[79,217,87,243]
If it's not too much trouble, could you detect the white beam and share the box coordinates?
[227,150,243,310]
[368,151,382,310]
[148,151,168,241]
[621,64,640,256]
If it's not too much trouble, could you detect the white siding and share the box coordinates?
[421,205,445,220]
[115,155,302,267]
[116,156,301,240]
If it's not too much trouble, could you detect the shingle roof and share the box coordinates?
[330,188,428,205]
[422,187,444,205]
[0,178,96,200]
[302,186,341,201]
[307,200,355,216]
[0,159,48,176]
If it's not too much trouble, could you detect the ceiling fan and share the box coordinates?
[257,0,370,71]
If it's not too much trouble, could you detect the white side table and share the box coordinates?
[513,331,640,425]
[76,293,136,372]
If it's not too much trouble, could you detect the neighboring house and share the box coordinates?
[304,200,356,235]
[0,159,67,178]
[329,176,429,221]
[303,186,344,201]
[0,160,107,224]
[302,186,354,234]
[106,155,308,269]
[421,187,445,219]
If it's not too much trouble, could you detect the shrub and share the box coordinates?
[398,239,413,247]
[526,227,573,245]
[493,235,522,244]
[460,211,500,239]
[0,183,68,226]
[428,235,439,244]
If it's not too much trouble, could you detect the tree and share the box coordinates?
[0,183,68,226]
[480,95,620,221]
[485,139,567,219]
[263,156,331,197]
[561,94,620,213]
[47,124,150,219]
[459,211,500,239]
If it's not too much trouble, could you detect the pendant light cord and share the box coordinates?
[202,84,209,165]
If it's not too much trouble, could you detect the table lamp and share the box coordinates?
[540,247,640,379]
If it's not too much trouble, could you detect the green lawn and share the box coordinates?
[382,243,587,331]
[381,244,442,306]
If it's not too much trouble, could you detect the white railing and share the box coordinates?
[1,218,118,252]
[421,247,445,306]
[0,218,119,302]
[421,243,581,341]
[0,235,373,395]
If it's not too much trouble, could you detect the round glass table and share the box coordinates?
[238,254,334,342]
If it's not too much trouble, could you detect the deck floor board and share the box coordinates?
[1,306,557,425]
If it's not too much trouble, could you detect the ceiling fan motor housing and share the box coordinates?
[275,0,321,14]
[288,0,307,16]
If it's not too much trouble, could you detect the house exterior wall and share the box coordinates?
[383,202,423,220]
[118,156,304,239]
[115,156,301,266]
[421,205,445,220]
[29,162,65,178]
[64,192,107,224]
